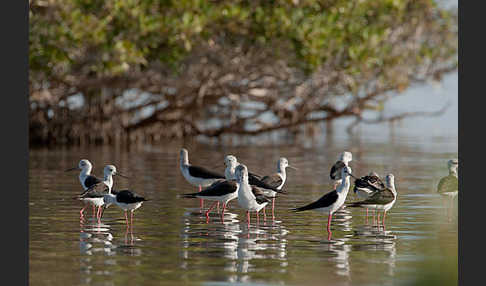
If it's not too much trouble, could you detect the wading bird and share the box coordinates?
[293,166,354,240]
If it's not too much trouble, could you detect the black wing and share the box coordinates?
[84,175,102,189]
[261,173,284,190]
[293,190,339,212]
[116,190,147,203]
[249,173,282,192]
[353,175,385,193]
[182,180,237,198]
[248,172,263,180]
[349,188,395,206]
[76,182,109,199]
[188,165,225,179]
[330,161,346,180]
[251,186,272,204]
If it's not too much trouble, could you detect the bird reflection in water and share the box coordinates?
[180,209,288,284]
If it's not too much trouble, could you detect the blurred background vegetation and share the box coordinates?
[29,0,457,146]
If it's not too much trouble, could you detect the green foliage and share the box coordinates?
[30,0,457,79]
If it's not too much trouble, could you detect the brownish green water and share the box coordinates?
[29,127,457,286]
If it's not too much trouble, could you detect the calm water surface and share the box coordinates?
[29,128,457,286]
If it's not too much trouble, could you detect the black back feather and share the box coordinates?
[188,165,225,179]
[293,190,339,212]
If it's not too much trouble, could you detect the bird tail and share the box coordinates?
[345,202,362,208]
[180,193,198,199]
[291,205,313,212]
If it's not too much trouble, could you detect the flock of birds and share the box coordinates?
[66,149,458,240]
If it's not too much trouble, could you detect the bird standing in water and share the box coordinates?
[236,164,271,227]
[179,148,225,209]
[293,166,354,241]
[348,174,397,230]
[437,159,458,221]
[353,171,385,224]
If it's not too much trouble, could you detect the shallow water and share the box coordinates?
[29,128,458,286]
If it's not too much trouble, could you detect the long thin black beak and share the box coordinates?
[116,172,130,179]
[65,167,79,172]
[349,173,358,179]
[288,166,298,170]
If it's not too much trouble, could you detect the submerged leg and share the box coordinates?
[220,203,226,223]
[80,206,87,216]
[96,206,102,223]
[327,212,333,240]
[130,211,134,231]
[124,211,129,229]
[272,198,276,220]
[199,185,204,209]
[205,201,218,223]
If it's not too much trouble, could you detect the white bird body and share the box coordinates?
[235,165,269,214]
[180,148,225,188]
[238,183,268,212]
[309,172,351,214]
[104,194,144,212]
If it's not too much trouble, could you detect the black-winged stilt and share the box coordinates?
[259,157,296,219]
[353,171,385,224]
[437,159,458,197]
[293,166,354,240]
[182,180,238,222]
[348,174,397,229]
[236,164,271,226]
[179,148,225,208]
[103,190,148,229]
[330,151,353,190]
[437,159,458,221]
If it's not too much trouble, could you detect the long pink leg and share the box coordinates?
[365,208,369,225]
[124,211,129,229]
[382,211,386,225]
[220,203,226,223]
[80,206,86,216]
[199,185,204,209]
[448,198,454,222]
[130,211,134,231]
[247,211,250,226]
[92,205,96,218]
[205,201,218,222]
[97,206,102,223]
[263,207,267,221]
[256,210,260,225]
[377,212,381,228]
[272,198,275,220]
[217,202,220,213]
[327,212,333,240]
